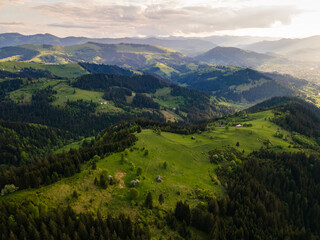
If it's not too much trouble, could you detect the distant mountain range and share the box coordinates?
[202,35,278,47]
[0,33,278,56]
[0,33,215,56]
[1,33,319,62]
[242,35,320,61]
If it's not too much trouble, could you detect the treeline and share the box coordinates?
[0,120,75,167]
[131,93,160,109]
[188,68,268,92]
[79,62,134,76]
[0,202,150,240]
[247,96,300,112]
[0,79,22,100]
[171,85,221,121]
[178,68,294,103]
[0,88,165,136]
[103,87,132,106]
[221,81,294,103]
[0,126,137,190]
[72,73,233,121]
[98,118,208,137]
[167,149,320,239]
[72,73,167,93]
[0,118,206,190]
[264,72,308,88]
[103,88,160,110]
[0,67,54,79]
[273,102,320,137]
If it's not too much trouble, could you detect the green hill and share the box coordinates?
[176,66,297,104]
[0,120,75,167]
[0,43,199,79]
[0,45,313,108]
[2,99,320,239]
[195,46,277,68]
[0,61,88,78]
[0,61,315,109]
[0,68,233,136]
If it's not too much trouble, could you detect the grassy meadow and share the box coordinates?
[4,110,297,213]
[0,62,87,78]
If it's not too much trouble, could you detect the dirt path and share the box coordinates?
[115,172,126,189]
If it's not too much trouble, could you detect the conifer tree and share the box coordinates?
[145,192,153,209]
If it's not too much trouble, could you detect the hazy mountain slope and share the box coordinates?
[91,37,216,56]
[195,46,276,67]
[243,35,320,61]
[0,46,40,61]
[0,33,215,56]
[202,35,278,47]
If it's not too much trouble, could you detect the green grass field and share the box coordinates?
[9,79,125,113]
[4,110,297,214]
[150,87,185,108]
[54,137,95,154]
[2,109,302,239]
[207,110,296,153]
[0,62,87,78]
[52,83,103,106]
[4,129,223,218]
[9,79,62,103]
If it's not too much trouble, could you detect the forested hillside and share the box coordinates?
[0,120,75,167]
[176,67,296,103]
[1,99,320,239]
[0,63,233,136]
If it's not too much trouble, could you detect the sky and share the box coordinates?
[0,0,319,38]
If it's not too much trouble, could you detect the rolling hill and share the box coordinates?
[175,66,298,104]
[0,42,201,79]
[1,97,320,239]
[195,46,278,68]
[0,64,233,137]
[0,60,313,108]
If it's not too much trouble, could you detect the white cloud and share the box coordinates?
[0,22,24,26]
[0,0,316,38]
[31,1,300,37]
[0,0,29,8]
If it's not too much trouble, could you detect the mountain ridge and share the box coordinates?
[242,35,320,61]
[0,33,216,56]
[195,46,276,68]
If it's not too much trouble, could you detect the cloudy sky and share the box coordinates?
[0,0,319,38]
